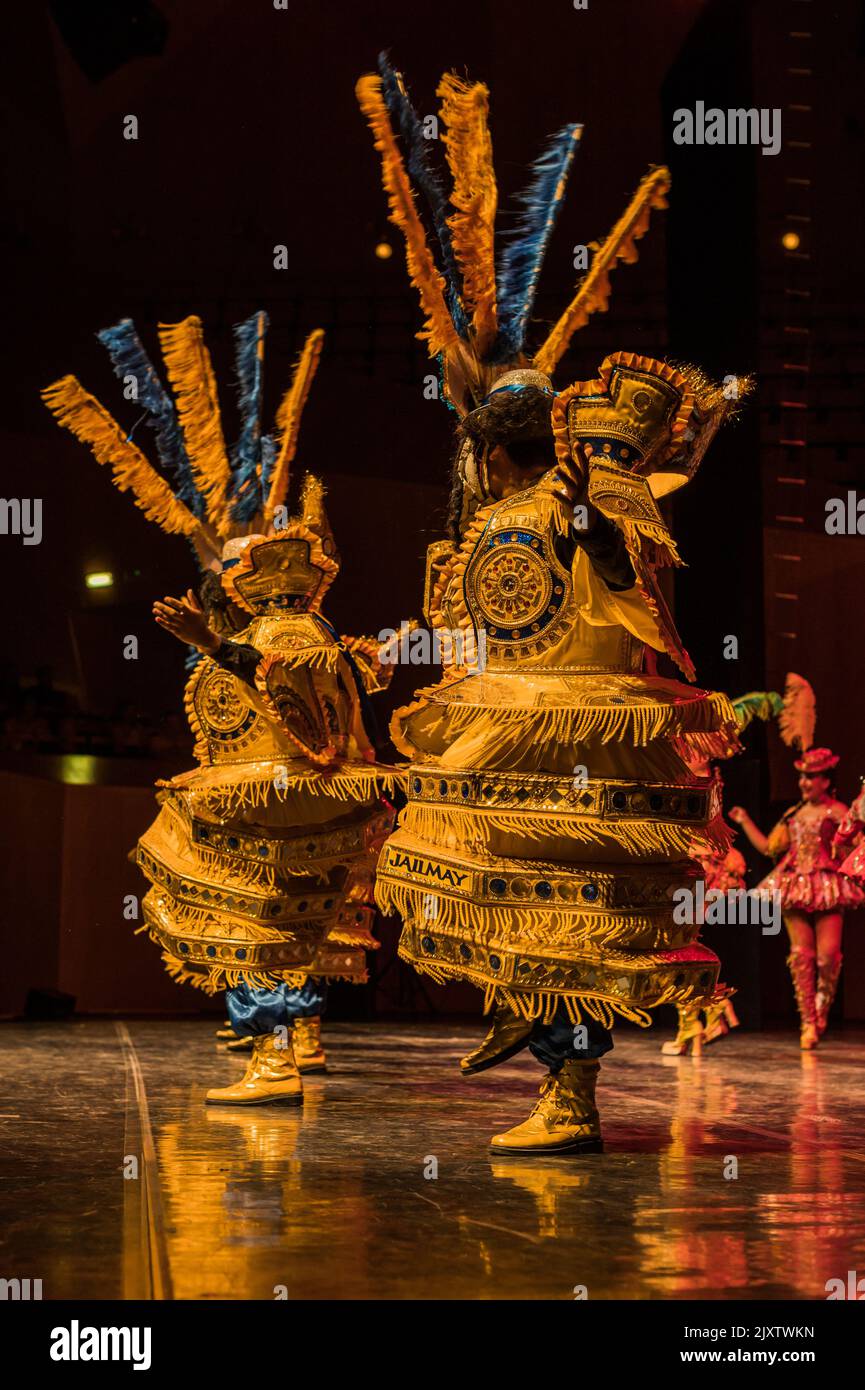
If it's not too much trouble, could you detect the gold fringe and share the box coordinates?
[355,75,458,356]
[437,72,498,355]
[158,316,232,536]
[145,897,275,932]
[341,634,396,694]
[326,927,378,949]
[621,517,682,569]
[159,949,307,996]
[264,328,325,526]
[482,980,654,1029]
[535,166,671,375]
[164,817,372,884]
[625,541,695,682]
[261,644,343,674]
[187,765,402,816]
[394,684,737,751]
[397,944,680,1027]
[180,842,279,891]
[378,879,683,951]
[672,729,742,762]
[41,376,206,541]
[399,800,727,858]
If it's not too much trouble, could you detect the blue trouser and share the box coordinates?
[226,978,328,1038]
[528,1003,613,1073]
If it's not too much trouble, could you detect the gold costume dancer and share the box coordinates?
[43,312,397,1104]
[359,57,744,1154]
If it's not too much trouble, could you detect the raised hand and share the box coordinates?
[153,589,220,652]
[551,441,592,526]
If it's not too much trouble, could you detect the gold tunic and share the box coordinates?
[376,471,735,1026]
[137,523,398,994]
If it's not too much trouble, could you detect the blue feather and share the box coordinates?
[377,52,468,338]
[259,434,277,500]
[96,318,204,514]
[493,124,583,361]
[229,309,268,522]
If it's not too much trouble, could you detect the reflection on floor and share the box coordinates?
[2,1020,864,1300]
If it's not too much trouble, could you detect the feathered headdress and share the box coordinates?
[42,313,325,568]
[729,673,815,751]
[778,672,816,754]
[357,54,670,416]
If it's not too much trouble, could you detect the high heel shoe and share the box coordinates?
[703,996,740,1045]
[661,1006,704,1056]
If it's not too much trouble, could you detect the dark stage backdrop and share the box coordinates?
[1,1,864,1023]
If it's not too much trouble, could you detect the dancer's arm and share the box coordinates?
[728,806,771,856]
[153,590,262,686]
[153,590,219,651]
[551,442,635,591]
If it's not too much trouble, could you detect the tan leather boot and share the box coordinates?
[489,1059,603,1155]
[815,953,842,1037]
[787,948,819,1050]
[293,1016,327,1074]
[460,1005,533,1075]
[205,1032,303,1106]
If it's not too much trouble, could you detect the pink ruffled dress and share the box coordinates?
[756,799,863,913]
[834,783,865,884]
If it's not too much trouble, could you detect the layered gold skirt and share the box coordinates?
[138,757,397,994]
[376,668,736,1025]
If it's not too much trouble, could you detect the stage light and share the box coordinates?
[782,231,801,251]
[375,241,394,260]
[85,570,114,590]
[59,755,99,786]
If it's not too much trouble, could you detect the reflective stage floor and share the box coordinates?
[2,1020,864,1300]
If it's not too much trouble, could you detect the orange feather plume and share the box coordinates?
[779,672,816,753]
[356,74,458,357]
[535,166,671,376]
[41,375,210,545]
[264,329,325,527]
[158,316,232,536]
[437,72,498,358]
